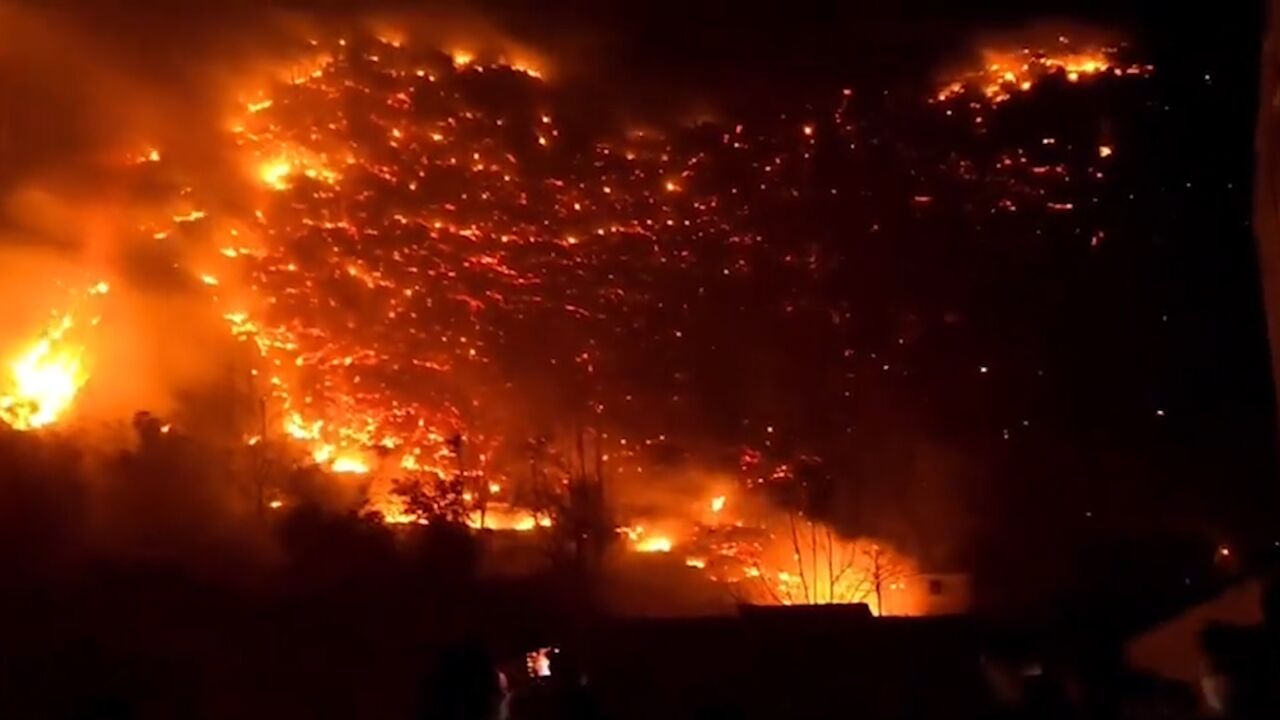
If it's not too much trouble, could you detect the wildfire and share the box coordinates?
[0,315,87,431]
[0,282,108,432]
[935,39,1151,105]
[204,31,776,526]
[0,22,1151,622]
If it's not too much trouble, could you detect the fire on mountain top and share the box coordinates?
[934,36,1152,105]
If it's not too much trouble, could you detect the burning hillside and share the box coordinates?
[0,14,1162,612]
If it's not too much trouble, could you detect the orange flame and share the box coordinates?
[0,314,88,430]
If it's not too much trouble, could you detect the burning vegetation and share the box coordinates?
[0,17,1160,614]
[934,36,1152,105]
[0,281,108,431]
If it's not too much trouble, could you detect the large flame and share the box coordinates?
[0,314,88,430]
[0,280,108,432]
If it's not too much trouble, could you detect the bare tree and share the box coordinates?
[391,470,467,524]
[864,543,913,616]
[730,514,913,614]
[517,429,614,574]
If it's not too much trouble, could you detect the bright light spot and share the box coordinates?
[710,495,726,513]
[0,316,87,430]
[331,455,369,474]
[1098,145,1113,158]
[635,536,673,553]
[173,210,207,223]
[451,50,474,68]
[527,648,553,678]
[259,159,293,190]
[510,62,543,79]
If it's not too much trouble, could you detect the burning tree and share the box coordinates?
[730,515,915,615]
[532,429,615,573]
[673,457,921,614]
